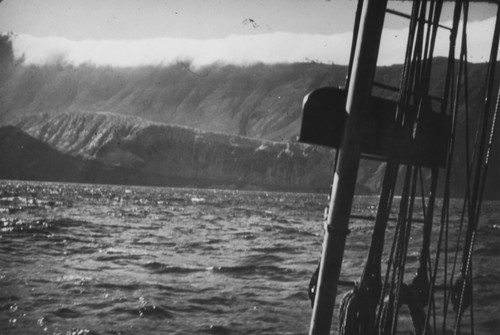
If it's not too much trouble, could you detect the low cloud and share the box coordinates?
[6,17,497,68]
[8,32,350,68]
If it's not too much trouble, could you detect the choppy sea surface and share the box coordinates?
[0,180,499,335]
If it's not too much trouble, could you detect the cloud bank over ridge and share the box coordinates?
[5,17,497,68]
[9,32,351,68]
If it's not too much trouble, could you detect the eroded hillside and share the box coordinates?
[1,34,499,198]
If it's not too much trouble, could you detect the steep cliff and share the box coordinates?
[0,34,499,198]
[4,112,336,192]
[0,36,346,142]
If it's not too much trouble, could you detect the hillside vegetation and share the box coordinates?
[0,34,499,198]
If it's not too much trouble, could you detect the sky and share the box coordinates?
[0,0,498,67]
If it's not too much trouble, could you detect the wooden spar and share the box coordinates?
[308,1,388,334]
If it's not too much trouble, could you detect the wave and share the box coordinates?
[0,217,91,239]
[111,304,174,320]
[199,324,232,335]
[142,262,215,274]
[141,260,294,281]
[215,264,294,281]
[51,307,81,319]
[95,254,143,262]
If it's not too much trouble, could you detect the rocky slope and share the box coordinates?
[2,111,337,192]
[0,34,345,142]
[0,34,499,198]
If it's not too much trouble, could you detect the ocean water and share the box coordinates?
[0,180,498,335]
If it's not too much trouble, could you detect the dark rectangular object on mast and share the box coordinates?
[300,87,450,168]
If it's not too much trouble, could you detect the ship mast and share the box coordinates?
[309,1,388,334]
[304,0,500,334]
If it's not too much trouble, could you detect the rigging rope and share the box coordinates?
[338,0,448,334]
[452,4,500,333]
[377,1,445,333]
[308,1,499,334]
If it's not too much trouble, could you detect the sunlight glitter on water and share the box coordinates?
[0,180,499,335]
